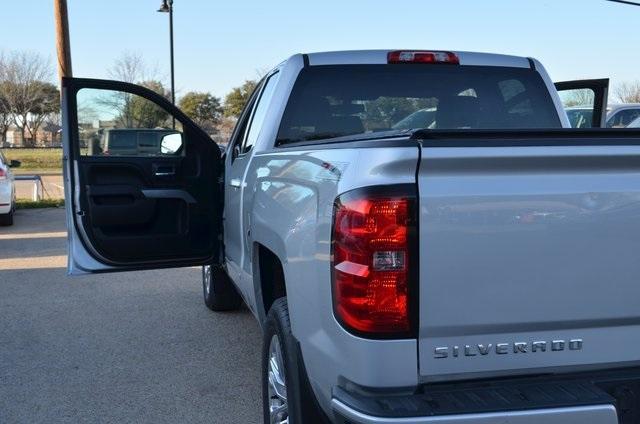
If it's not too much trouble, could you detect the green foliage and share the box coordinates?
[130,80,170,128]
[29,82,60,115]
[179,92,223,133]
[112,80,170,128]
[223,80,258,118]
[16,198,64,209]
[2,148,62,171]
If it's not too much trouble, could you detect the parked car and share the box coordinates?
[87,128,182,156]
[606,103,640,128]
[0,150,20,226]
[628,115,640,128]
[62,50,638,423]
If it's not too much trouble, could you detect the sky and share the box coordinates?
[2,0,640,100]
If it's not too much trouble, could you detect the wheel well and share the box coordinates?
[258,244,286,315]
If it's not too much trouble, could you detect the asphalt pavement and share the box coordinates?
[0,208,262,423]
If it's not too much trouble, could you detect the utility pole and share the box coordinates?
[53,0,73,80]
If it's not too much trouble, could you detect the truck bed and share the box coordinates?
[416,129,640,382]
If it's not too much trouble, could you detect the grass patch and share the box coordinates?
[16,199,65,209]
[2,149,63,172]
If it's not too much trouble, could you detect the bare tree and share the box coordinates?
[0,55,11,144]
[560,89,595,108]
[0,51,53,146]
[44,111,62,144]
[0,91,11,145]
[615,81,640,103]
[99,52,172,129]
[26,82,59,145]
[108,51,161,84]
[109,51,146,83]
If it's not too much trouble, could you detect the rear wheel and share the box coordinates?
[262,298,326,424]
[202,264,242,311]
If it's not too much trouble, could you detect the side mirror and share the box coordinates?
[160,133,183,155]
[9,160,21,168]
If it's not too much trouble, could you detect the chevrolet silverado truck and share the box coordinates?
[61,50,640,423]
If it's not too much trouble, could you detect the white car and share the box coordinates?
[606,103,640,128]
[0,150,19,226]
[628,116,640,128]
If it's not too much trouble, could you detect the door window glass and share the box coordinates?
[558,88,596,128]
[77,88,183,156]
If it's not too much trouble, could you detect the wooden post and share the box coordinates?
[53,0,72,79]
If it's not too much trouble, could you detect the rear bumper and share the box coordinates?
[0,182,12,213]
[332,401,618,423]
[330,367,640,424]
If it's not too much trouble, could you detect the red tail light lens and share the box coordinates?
[0,168,6,180]
[387,50,459,65]
[332,188,416,337]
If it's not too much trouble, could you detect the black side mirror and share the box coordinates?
[9,160,21,168]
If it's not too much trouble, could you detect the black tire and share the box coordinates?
[0,208,14,226]
[262,298,326,424]
[202,264,242,311]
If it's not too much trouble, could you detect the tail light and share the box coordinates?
[332,187,417,337]
[388,50,459,65]
[0,168,6,180]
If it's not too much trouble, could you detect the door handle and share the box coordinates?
[153,164,176,177]
[229,178,245,188]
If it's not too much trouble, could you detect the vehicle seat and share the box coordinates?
[436,96,482,129]
[279,96,333,140]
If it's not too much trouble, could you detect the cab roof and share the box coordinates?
[303,50,533,69]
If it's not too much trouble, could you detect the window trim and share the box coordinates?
[227,80,264,161]
[240,71,280,155]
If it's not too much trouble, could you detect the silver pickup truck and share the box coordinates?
[62,50,640,424]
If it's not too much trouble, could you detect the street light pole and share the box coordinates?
[158,0,175,105]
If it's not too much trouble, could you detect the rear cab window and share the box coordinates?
[277,65,561,145]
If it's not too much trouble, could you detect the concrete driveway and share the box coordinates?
[0,208,262,423]
[15,174,65,200]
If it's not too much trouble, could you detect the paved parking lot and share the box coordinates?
[0,208,262,423]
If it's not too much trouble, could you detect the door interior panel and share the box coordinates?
[65,77,222,268]
[77,149,217,264]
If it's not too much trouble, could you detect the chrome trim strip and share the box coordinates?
[331,399,618,424]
